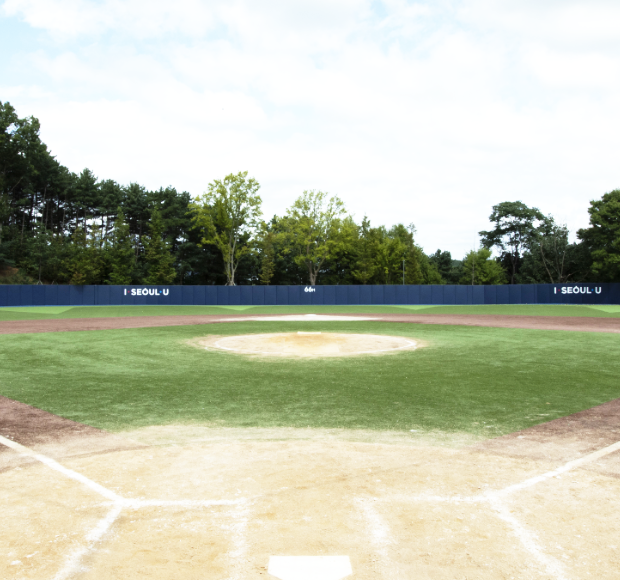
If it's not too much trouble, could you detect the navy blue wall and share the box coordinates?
[1,283,619,307]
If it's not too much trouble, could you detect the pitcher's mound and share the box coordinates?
[196,332,418,358]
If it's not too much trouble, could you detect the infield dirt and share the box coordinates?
[2,398,620,580]
[2,312,620,579]
[191,332,419,358]
[1,312,620,334]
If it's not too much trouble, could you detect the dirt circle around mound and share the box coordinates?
[192,332,420,358]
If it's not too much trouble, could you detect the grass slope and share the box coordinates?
[1,303,620,321]
[1,322,619,439]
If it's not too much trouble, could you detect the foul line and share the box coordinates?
[2,432,619,580]
[0,434,121,502]
[52,505,122,580]
[0,433,245,580]
[492,439,620,498]
[368,437,620,580]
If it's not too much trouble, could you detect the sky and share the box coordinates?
[2,0,620,258]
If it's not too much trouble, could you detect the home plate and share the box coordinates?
[268,556,352,580]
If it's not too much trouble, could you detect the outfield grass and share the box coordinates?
[1,303,620,321]
[1,321,619,439]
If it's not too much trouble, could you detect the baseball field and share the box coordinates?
[1,304,620,580]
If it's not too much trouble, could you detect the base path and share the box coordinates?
[475,397,620,468]
[1,312,620,334]
[2,403,620,579]
[0,396,144,470]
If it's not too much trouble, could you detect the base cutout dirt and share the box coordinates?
[193,332,419,358]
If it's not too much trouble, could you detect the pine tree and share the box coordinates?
[108,208,134,284]
[144,208,176,284]
[65,226,102,285]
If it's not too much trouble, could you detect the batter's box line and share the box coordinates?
[358,439,620,580]
[0,434,245,580]
[1,434,619,580]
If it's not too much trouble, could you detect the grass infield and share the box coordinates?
[1,320,619,439]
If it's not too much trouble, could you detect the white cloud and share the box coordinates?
[522,44,620,89]
[2,0,620,256]
[2,0,218,38]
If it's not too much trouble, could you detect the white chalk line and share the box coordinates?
[492,439,620,498]
[355,498,395,579]
[52,505,122,580]
[0,434,244,580]
[0,433,121,502]
[488,497,569,580]
[224,503,252,580]
[363,437,620,580]
[2,431,619,580]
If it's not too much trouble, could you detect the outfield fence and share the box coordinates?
[1,283,619,307]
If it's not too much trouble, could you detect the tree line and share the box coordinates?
[1,101,619,286]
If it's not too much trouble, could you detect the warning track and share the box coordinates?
[1,312,619,334]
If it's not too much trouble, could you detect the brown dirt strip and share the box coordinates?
[2,391,618,469]
[1,312,620,334]
[0,396,145,469]
[474,397,620,478]
[372,313,620,333]
[0,314,226,334]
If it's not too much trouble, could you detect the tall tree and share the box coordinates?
[577,190,620,282]
[282,190,347,285]
[99,179,123,242]
[388,224,429,284]
[108,208,135,284]
[144,208,176,285]
[351,216,379,284]
[460,248,507,285]
[428,250,452,282]
[258,227,276,285]
[258,215,306,285]
[189,171,262,286]
[521,218,589,283]
[73,169,100,231]
[64,225,103,285]
[479,201,545,284]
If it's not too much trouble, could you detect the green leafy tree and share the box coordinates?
[479,201,545,284]
[388,224,427,284]
[0,191,10,266]
[256,215,305,285]
[428,250,451,282]
[520,218,590,283]
[282,190,347,285]
[108,208,135,284]
[258,226,276,285]
[351,216,379,284]
[317,216,358,284]
[73,169,100,231]
[428,250,463,284]
[415,247,443,284]
[65,226,103,285]
[189,171,262,285]
[460,248,507,285]
[144,208,176,285]
[99,179,123,242]
[374,227,407,284]
[577,190,620,282]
